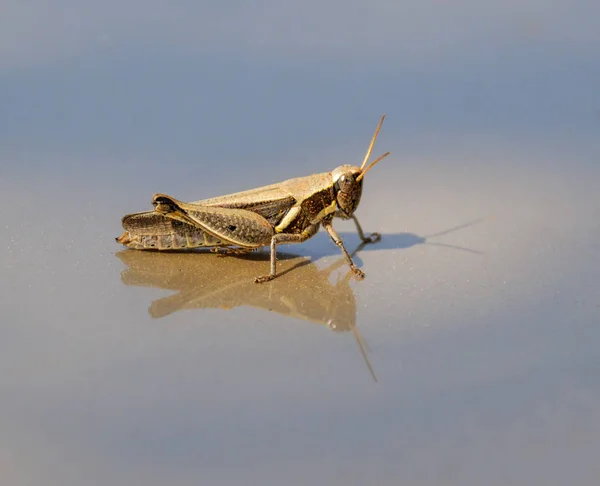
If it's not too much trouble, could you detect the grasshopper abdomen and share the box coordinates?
[117,212,224,250]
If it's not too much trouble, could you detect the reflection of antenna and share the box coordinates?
[322,240,378,382]
[352,326,378,383]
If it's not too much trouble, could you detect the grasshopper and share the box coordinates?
[116,114,391,283]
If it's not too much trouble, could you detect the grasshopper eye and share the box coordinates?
[334,173,355,193]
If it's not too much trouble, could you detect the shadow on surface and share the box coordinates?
[115,218,484,382]
[303,218,485,264]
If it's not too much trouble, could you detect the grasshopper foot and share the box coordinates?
[351,266,366,280]
[255,274,276,284]
[363,232,381,244]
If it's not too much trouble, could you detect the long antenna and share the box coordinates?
[360,114,386,171]
[356,151,391,182]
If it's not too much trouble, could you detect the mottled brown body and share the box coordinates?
[116,114,390,282]
[117,172,336,248]
[117,212,225,250]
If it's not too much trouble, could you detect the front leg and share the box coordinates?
[255,224,320,283]
[351,214,381,244]
[322,219,365,280]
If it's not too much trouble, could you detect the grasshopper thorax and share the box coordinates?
[332,165,363,219]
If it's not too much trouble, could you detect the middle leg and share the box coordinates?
[254,224,319,283]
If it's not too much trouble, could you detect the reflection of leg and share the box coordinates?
[351,215,381,243]
[323,220,365,280]
[255,224,319,283]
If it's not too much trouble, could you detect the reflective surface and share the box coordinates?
[2,1,600,485]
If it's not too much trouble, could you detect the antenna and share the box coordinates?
[360,114,387,171]
[356,151,391,182]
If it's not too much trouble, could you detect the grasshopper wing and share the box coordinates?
[117,211,224,250]
[192,182,297,227]
[153,194,274,248]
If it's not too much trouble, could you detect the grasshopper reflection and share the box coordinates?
[116,242,377,381]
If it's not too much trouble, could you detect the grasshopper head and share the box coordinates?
[332,114,390,219]
[332,165,364,219]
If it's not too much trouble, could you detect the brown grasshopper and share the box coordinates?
[116,115,391,283]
